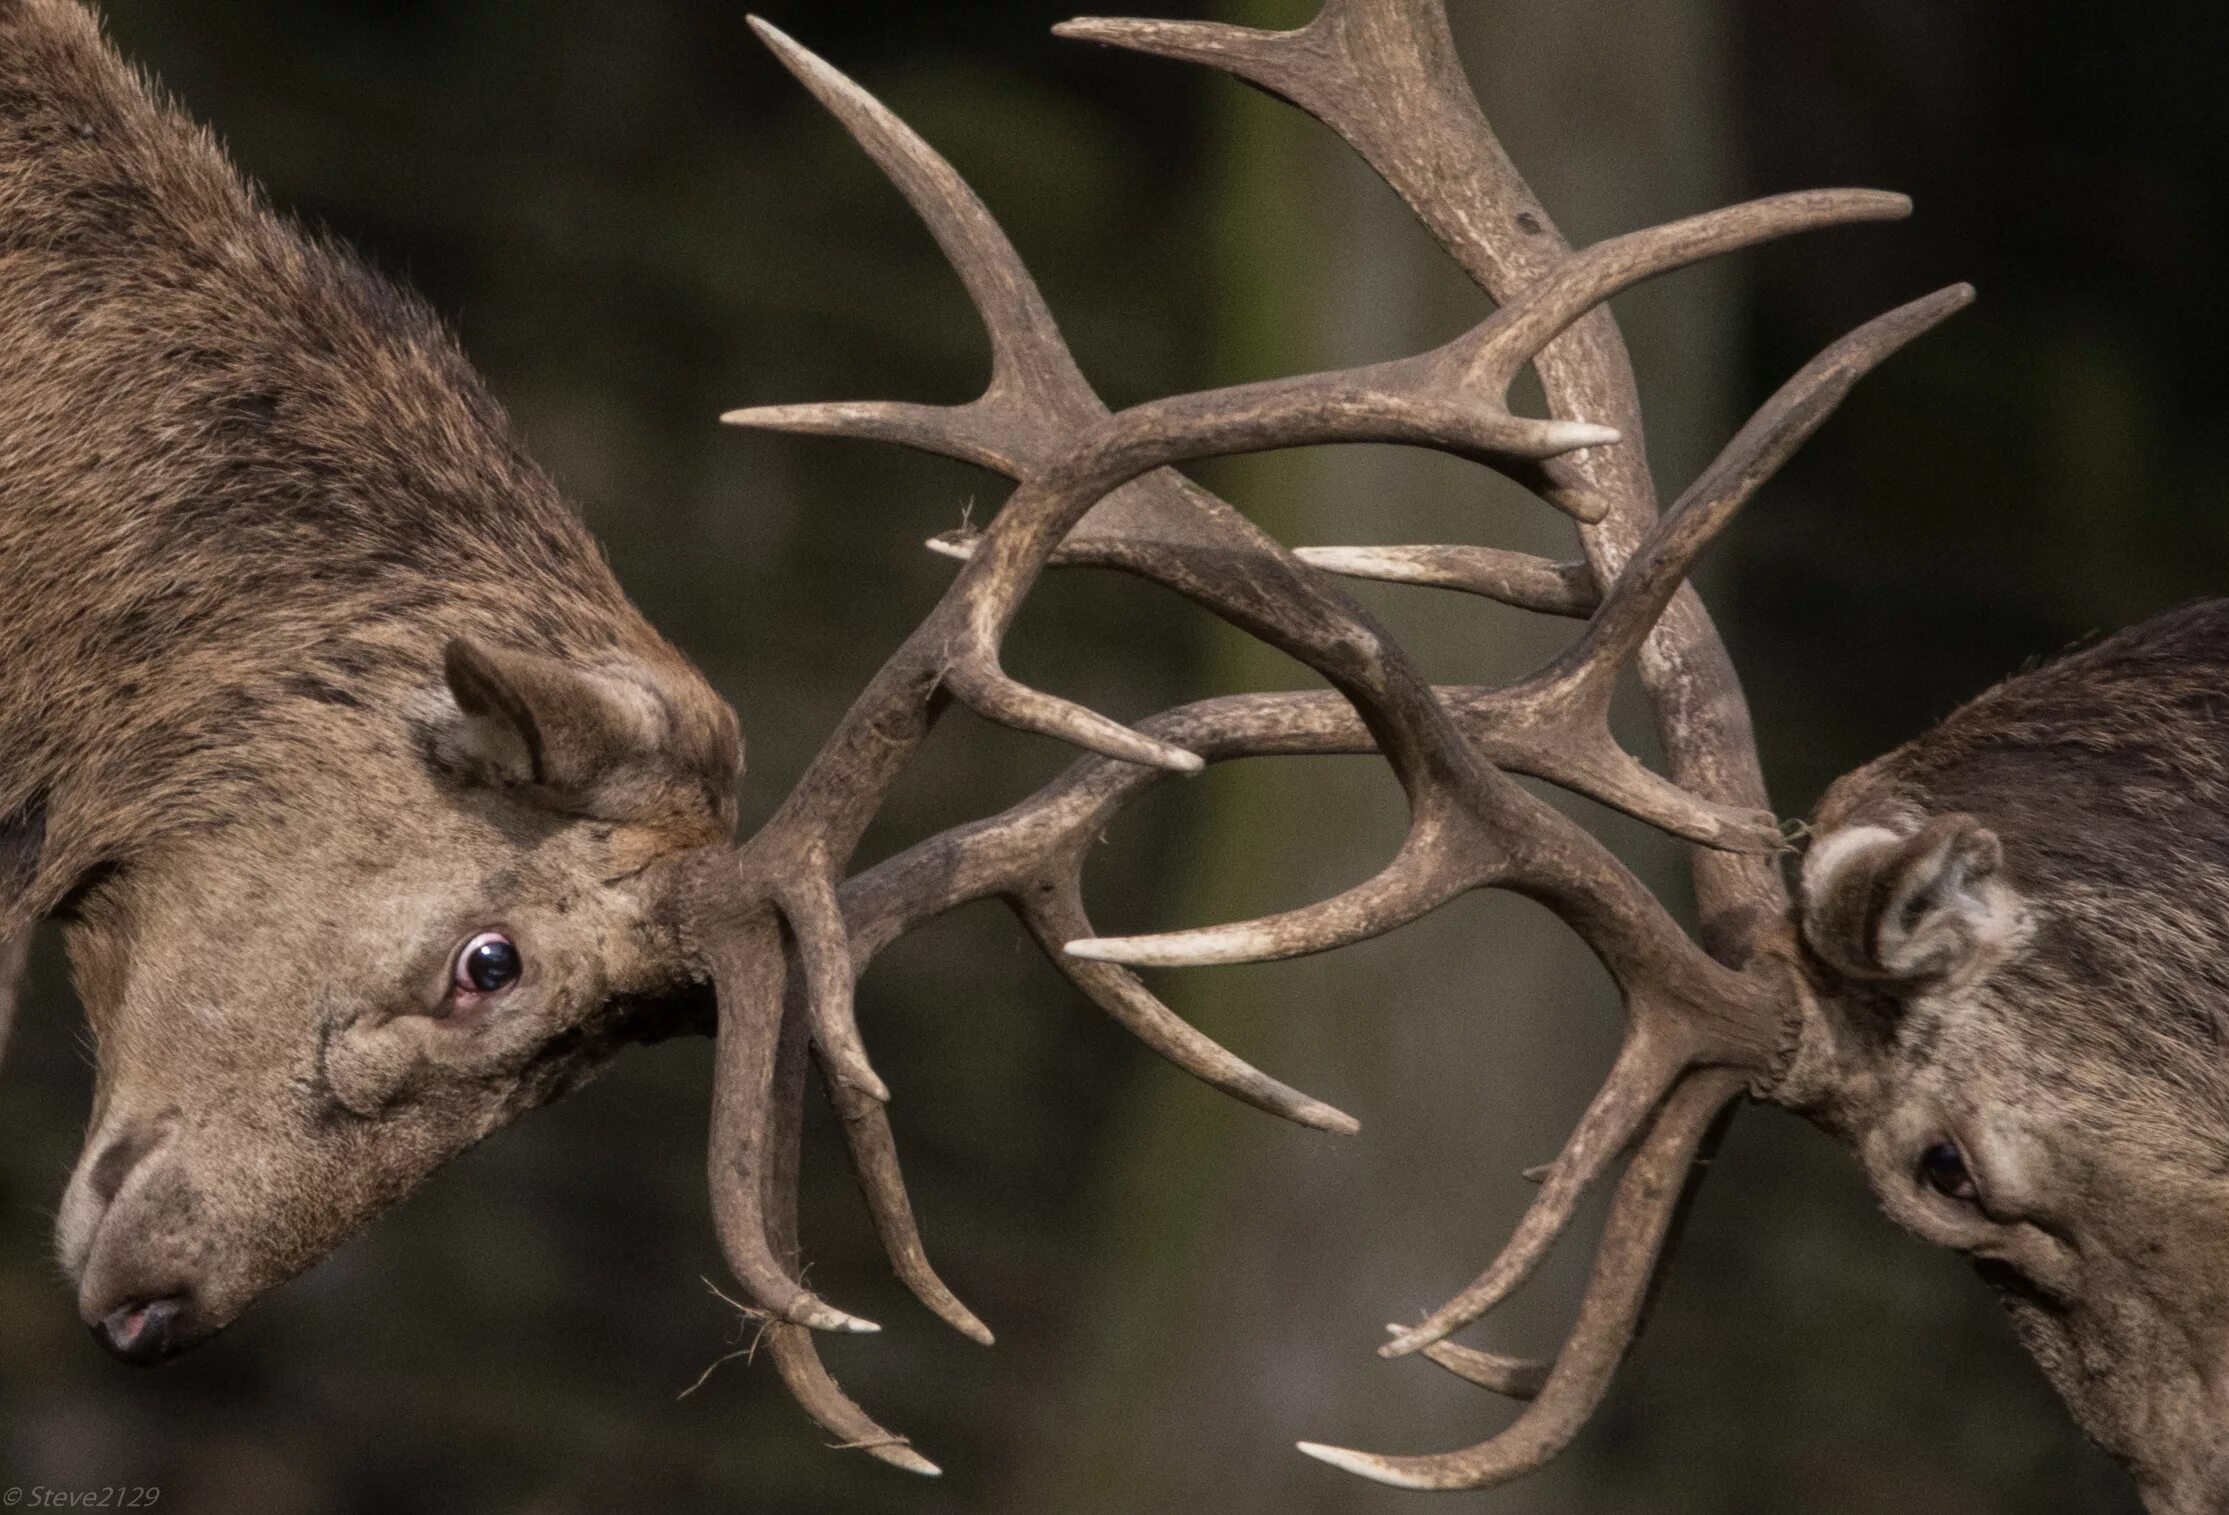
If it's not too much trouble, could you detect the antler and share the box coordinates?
[675,2,1968,1484]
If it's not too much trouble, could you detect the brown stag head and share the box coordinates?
[56,633,739,1361]
[0,0,749,1367]
[1784,610,2229,1515]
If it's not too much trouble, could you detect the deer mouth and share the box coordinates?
[60,1114,211,1364]
[89,1294,198,1366]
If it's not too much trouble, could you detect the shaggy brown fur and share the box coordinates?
[1796,599,2229,1515]
[0,0,739,1360]
[0,0,731,922]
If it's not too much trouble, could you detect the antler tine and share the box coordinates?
[766,1326,940,1476]
[697,900,880,1336]
[725,400,1023,479]
[737,17,1103,468]
[1068,798,1487,970]
[943,660,1205,774]
[757,985,941,1475]
[1016,877,1361,1133]
[777,868,890,1102]
[1348,285,1979,863]
[1299,1069,1744,1490]
[1516,284,1978,715]
[1456,191,1912,396]
[1381,1024,1687,1359]
[728,22,1212,776]
[821,1074,996,1346]
[936,529,1604,625]
[1290,545,1599,617]
[1409,1338,1549,1400]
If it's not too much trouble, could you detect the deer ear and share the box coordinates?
[1801,815,2019,986]
[432,638,734,822]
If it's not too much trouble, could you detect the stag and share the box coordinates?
[3,0,2216,1509]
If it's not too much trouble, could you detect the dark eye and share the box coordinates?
[1919,1139,1979,1203]
[454,932,523,997]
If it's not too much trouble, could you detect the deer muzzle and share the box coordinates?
[58,1112,212,1365]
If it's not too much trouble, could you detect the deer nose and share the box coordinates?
[91,1296,191,1366]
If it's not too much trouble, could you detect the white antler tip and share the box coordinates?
[743,15,795,50]
[924,533,978,562]
[1544,421,1623,452]
[1063,934,1212,967]
[1295,1443,1430,1489]
[801,1305,882,1335]
[869,1446,944,1478]
[1378,1326,1434,1358]
[1163,747,1208,776]
[1052,17,1125,40]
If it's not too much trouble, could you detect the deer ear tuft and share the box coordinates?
[1801,815,2019,986]
[430,638,737,825]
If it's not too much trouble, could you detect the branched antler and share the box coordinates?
[670,1,1968,1484]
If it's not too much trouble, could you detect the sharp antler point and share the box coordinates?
[1295,1442,1426,1489]
[1285,1098,1363,1136]
[1547,421,1623,452]
[1379,1328,1430,1359]
[869,1445,944,1477]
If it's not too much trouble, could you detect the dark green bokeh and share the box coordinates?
[0,2,2219,1511]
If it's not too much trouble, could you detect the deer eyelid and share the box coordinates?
[1918,1138,1982,1205]
[442,929,525,1012]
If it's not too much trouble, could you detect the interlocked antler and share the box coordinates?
[675,2,1967,1486]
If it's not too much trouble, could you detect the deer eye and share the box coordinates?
[1918,1139,1979,1203]
[454,932,523,997]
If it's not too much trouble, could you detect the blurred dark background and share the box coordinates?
[2,1,2222,1511]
